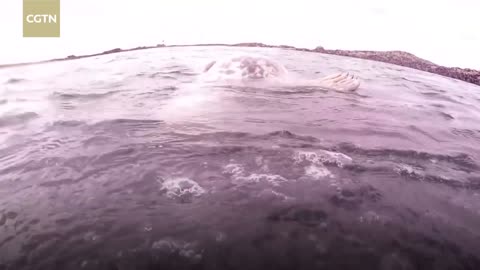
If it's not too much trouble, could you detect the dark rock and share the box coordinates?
[102,48,122,54]
[233,42,270,47]
[314,48,480,86]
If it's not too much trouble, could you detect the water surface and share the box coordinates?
[1,46,480,270]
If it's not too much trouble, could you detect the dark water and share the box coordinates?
[1,46,480,270]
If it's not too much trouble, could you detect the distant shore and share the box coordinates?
[1,42,479,87]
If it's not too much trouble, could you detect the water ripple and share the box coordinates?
[1,46,480,269]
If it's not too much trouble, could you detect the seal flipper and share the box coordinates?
[316,72,361,91]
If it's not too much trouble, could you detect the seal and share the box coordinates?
[201,55,361,91]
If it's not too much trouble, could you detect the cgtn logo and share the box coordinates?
[25,14,57,24]
[23,0,60,37]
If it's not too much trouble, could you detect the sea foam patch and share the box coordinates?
[158,177,206,199]
[293,150,353,168]
[234,173,288,186]
[222,163,245,176]
[151,238,202,261]
[222,163,289,186]
[305,164,334,180]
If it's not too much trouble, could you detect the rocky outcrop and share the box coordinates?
[1,42,479,87]
[233,42,271,48]
[102,48,122,54]
[310,47,480,86]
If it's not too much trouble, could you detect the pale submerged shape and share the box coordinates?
[201,54,361,91]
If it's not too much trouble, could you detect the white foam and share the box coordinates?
[358,211,385,225]
[235,173,288,186]
[303,164,343,190]
[222,163,245,176]
[293,150,352,168]
[305,164,334,180]
[159,177,206,198]
[257,188,294,201]
[152,238,202,261]
[394,163,424,177]
[223,163,288,186]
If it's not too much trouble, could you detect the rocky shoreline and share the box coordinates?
[1,42,479,87]
[310,46,480,87]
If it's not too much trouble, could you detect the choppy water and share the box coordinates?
[1,46,480,270]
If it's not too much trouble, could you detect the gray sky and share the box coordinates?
[1,0,479,68]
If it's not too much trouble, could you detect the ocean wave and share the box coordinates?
[4,78,26,84]
[0,112,38,128]
[50,90,121,101]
